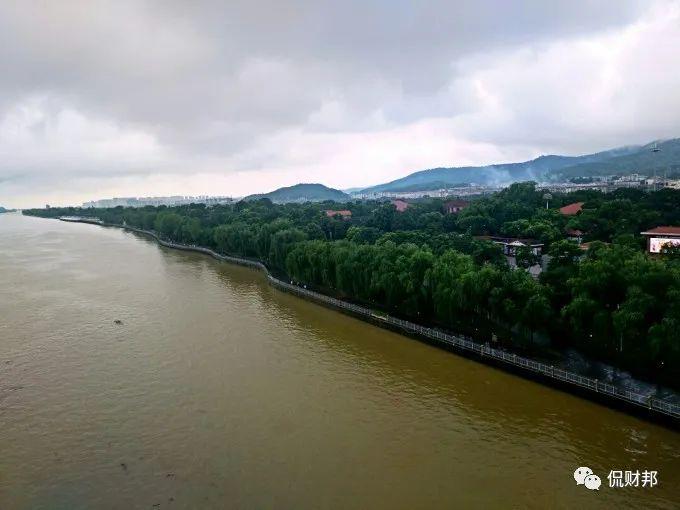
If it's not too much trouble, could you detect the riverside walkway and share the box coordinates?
[61,218,680,423]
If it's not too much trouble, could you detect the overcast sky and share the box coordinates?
[1,0,680,207]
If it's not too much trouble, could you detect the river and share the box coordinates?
[0,212,678,509]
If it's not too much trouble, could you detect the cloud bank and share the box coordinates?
[1,0,679,207]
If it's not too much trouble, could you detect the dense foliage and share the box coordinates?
[25,183,680,386]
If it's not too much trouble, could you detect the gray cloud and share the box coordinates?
[1,0,677,207]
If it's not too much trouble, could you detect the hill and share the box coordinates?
[244,183,350,203]
[359,139,680,193]
[0,206,14,213]
[556,139,680,179]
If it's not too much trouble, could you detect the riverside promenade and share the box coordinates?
[59,217,680,424]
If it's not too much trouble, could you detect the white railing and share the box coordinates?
[265,272,678,419]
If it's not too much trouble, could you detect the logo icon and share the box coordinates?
[584,474,601,491]
[574,467,593,485]
[574,467,600,491]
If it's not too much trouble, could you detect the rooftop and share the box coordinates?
[559,202,584,215]
[476,235,544,246]
[640,226,680,236]
[325,209,352,218]
[391,199,410,212]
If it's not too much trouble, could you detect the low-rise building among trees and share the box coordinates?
[324,209,352,219]
[641,226,680,253]
[566,228,584,243]
[443,199,470,214]
[390,199,410,212]
[475,236,544,256]
[559,201,584,215]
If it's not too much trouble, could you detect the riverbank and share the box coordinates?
[59,217,679,425]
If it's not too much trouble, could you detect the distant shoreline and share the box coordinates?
[49,216,680,427]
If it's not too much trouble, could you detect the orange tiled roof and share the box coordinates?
[559,202,584,215]
[640,226,680,236]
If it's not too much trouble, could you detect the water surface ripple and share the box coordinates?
[0,213,678,509]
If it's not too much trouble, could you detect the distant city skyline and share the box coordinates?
[26,137,680,208]
[2,1,680,208]
[81,195,234,209]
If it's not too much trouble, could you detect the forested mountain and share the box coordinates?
[24,183,680,389]
[359,139,680,193]
[558,139,680,179]
[244,183,350,203]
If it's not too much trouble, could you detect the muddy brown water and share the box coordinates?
[1,213,678,509]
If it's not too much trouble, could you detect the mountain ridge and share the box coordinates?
[358,138,679,194]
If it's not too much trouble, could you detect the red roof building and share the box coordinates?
[391,199,410,212]
[324,209,352,219]
[559,202,584,215]
[443,199,470,214]
[640,226,680,236]
[640,226,680,253]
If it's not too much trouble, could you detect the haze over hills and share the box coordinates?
[243,183,350,203]
[359,138,680,194]
[70,139,680,207]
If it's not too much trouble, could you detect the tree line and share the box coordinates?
[24,183,680,387]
